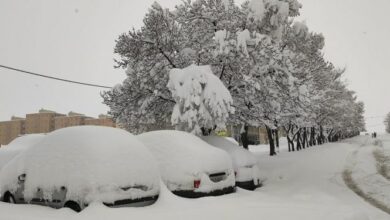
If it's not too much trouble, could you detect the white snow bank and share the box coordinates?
[167,64,234,135]
[3,134,46,151]
[0,126,160,204]
[0,134,45,169]
[137,130,235,192]
[201,136,257,168]
[346,141,390,209]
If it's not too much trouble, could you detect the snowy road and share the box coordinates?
[1,136,389,220]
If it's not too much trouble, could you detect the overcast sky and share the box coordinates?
[0,0,389,132]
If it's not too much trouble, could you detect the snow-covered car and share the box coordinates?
[201,136,262,190]
[0,126,160,212]
[137,130,235,198]
[0,134,46,170]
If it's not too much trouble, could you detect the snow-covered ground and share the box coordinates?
[344,135,390,214]
[0,135,389,219]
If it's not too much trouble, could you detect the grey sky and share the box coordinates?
[0,0,389,132]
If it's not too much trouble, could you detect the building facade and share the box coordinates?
[54,112,87,130]
[84,114,116,127]
[226,125,285,145]
[25,109,65,134]
[0,110,116,146]
[0,117,25,145]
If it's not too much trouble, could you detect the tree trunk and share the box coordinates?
[274,129,280,152]
[287,136,291,152]
[284,126,291,152]
[296,129,302,151]
[302,128,307,149]
[266,126,276,156]
[319,125,324,145]
[291,139,295,152]
[240,125,249,150]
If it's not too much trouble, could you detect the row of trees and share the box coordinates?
[102,0,366,155]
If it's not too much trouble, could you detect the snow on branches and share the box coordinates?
[103,0,365,148]
[167,64,234,135]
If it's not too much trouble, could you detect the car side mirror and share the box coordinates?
[18,174,26,182]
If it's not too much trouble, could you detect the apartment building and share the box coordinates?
[84,114,116,127]
[25,109,65,134]
[54,112,86,130]
[0,110,116,146]
[0,117,26,145]
[227,125,284,145]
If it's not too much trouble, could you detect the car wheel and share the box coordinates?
[64,201,81,212]
[3,192,16,204]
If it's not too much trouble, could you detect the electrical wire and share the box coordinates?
[0,64,112,89]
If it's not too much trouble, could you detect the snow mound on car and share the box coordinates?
[0,126,159,203]
[201,136,257,169]
[0,134,46,169]
[137,130,233,186]
[3,134,46,151]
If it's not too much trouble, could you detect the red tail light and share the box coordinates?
[194,180,201,188]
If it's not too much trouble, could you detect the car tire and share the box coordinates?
[3,192,16,204]
[64,201,81,212]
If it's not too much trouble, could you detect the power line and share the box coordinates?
[366,123,384,128]
[0,64,112,89]
[365,115,386,119]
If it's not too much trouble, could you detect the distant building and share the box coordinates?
[0,116,26,145]
[25,109,65,134]
[226,125,285,145]
[84,114,115,127]
[54,112,87,130]
[0,110,116,146]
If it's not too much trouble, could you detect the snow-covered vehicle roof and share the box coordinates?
[0,126,160,204]
[3,134,46,151]
[0,134,46,169]
[201,136,257,169]
[137,130,234,190]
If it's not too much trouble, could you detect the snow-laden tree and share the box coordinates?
[103,0,366,155]
[102,3,181,133]
[167,64,234,135]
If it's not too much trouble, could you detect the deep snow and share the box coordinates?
[0,134,46,169]
[0,135,389,219]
